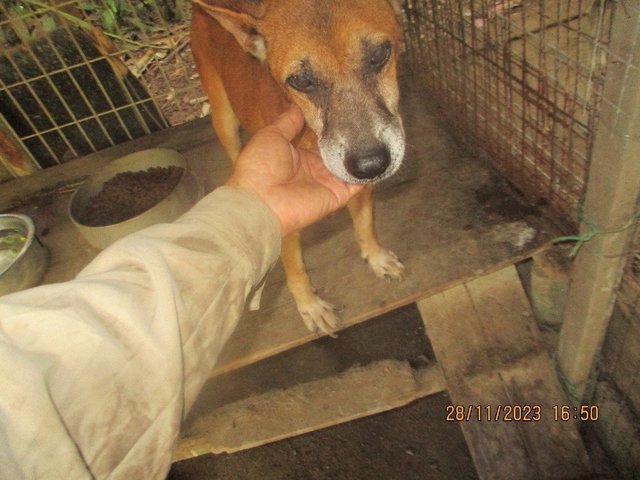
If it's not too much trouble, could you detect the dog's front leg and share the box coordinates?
[348,185,405,280]
[281,231,339,336]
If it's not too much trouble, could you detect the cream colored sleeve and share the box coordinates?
[0,186,281,480]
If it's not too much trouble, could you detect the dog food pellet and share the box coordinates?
[78,166,184,227]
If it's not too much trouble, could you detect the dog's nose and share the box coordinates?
[345,148,391,180]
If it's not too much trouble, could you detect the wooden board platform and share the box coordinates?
[417,266,591,479]
[1,77,572,471]
[0,117,229,285]
[174,361,446,461]
[1,77,559,377]
[209,79,560,376]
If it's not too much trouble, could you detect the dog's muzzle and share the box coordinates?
[317,116,405,185]
[345,147,391,180]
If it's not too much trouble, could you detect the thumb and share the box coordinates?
[272,104,305,141]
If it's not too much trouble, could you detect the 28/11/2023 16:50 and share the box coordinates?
[445,405,600,422]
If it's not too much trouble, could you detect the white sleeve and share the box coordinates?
[0,186,281,480]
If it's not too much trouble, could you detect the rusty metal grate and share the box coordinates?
[0,0,202,179]
[403,0,616,225]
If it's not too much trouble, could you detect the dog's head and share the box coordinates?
[195,0,405,184]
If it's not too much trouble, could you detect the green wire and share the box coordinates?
[553,208,640,258]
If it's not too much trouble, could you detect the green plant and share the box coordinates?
[12,0,175,49]
[79,0,187,35]
[80,0,128,34]
[0,0,58,45]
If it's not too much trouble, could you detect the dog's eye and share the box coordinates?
[369,42,392,72]
[286,72,318,93]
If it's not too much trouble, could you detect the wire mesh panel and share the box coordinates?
[0,0,202,174]
[403,0,615,224]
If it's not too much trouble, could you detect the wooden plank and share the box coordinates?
[607,313,640,415]
[5,119,231,286]
[556,5,640,401]
[174,360,446,461]
[0,117,216,211]
[209,77,559,376]
[418,266,592,479]
[2,77,560,378]
[0,123,39,178]
[592,381,640,477]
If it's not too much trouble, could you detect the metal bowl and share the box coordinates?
[0,214,49,296]
[69,148,203,249]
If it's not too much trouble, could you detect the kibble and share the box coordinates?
[78,166,184,226]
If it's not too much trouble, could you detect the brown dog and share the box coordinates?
[191,0,405,335]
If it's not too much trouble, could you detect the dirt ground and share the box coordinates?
[167,292,618,480]
[130,22,208,127]
[169,393,477,480]
[168,305,479,480]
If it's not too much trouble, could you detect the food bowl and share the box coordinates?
[0,214,49,296]
[69,148,203,249]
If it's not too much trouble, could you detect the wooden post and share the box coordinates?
[557,2,640,402]
[0,121,39,177]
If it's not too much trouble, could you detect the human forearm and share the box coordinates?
[0,186,281,479]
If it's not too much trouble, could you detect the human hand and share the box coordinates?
[226,105,363,236]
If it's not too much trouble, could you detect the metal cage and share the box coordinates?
[403,0,616,225]
[0,0,200,179]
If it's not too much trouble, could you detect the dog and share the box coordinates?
[191,0,406,335]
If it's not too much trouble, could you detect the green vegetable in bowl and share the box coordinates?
[0,230,27,254]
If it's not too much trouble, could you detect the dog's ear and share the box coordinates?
[385,0,406,52]
[193,0,267,61]
[386,0,404,20]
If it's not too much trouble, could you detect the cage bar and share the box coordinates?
[0,0,196,175]
[403,0,613,225]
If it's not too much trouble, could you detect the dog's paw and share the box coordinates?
[298,295,340,338]
[366,249,405,280]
